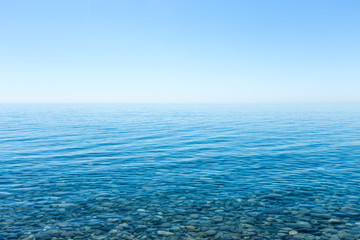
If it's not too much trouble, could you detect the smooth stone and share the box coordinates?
[92,235,107,240]
[45,230,59,235]
[61,231,83,237]
[329,218,341,223]
[205,230,217,236]
[323,228,338,234]
[160,223,171,227]
[310,213,331,219]
[212,216,223,222]
[34,232,53,239]
[23,234,35,240]
[295,221,312,229]
[157,230,174,236]
[170,226,180,231]
[100,202,114,207]
[108,229,118,234]
[293,233,315,239]
[289,230,298,235]
[136,225,147,229]
[116,223,129,228]
[220,234,233,240]
[107,218,119,223]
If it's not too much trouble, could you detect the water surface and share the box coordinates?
[1,104,360,239]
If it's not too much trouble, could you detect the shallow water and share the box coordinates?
[1,104,360,240]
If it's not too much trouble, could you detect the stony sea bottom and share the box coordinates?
[0,104,360,240]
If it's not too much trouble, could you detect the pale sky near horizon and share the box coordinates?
[1,0,359,103]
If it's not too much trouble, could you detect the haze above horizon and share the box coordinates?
[1,0,359,104]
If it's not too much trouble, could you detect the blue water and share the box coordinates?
[1,104,360,240]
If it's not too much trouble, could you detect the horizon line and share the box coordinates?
[1,102,360,105]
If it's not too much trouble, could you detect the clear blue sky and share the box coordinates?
[1,0,359,103]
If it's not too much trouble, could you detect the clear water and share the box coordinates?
[1,104,360,240]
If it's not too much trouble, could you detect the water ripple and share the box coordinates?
[0,104,360,239]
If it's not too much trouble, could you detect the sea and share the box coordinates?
[0,104,359,239]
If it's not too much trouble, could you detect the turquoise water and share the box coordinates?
[0,104,360,240]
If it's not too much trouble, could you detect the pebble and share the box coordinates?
[205,230,217,236]
[107,218,119,223]
[289,230,298,235]
[117,223,129,228]
[157,230,174,236]
[295,221,311,228]
[170,226,180,231]
[92,235,107,240]
[108,229,118,234]
[329,218,341,223]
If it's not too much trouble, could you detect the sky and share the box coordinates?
[0,0,359,103]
